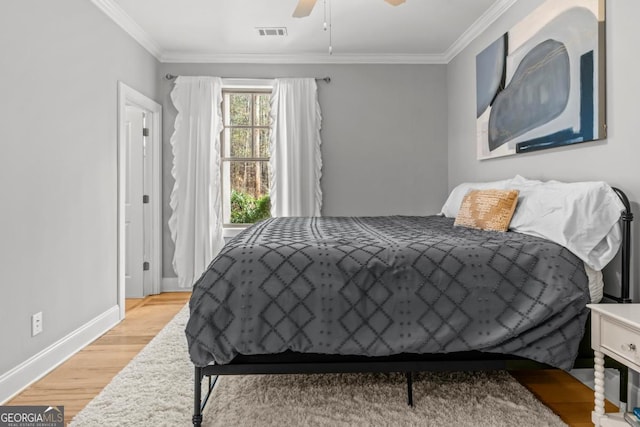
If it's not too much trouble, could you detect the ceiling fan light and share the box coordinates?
[385,0,406,5]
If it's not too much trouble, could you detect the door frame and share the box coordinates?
[117,82,162,320]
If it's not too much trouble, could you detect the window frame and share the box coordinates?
[220,86,273,230]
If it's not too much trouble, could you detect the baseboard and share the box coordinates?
[0,305,120,404]
[161,277,191,293]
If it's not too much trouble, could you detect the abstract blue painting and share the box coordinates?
[476,0,605,159]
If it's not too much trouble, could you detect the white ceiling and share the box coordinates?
[92,0,518,63]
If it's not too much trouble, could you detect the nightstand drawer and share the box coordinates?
[601,317,640,365]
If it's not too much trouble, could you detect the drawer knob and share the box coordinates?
[627,343,637,352]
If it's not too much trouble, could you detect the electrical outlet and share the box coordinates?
[32,312,43,336]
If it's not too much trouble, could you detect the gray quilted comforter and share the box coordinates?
[186,216,589,370]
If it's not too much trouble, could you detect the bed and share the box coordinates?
[186,178,633,426]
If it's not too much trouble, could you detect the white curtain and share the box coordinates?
[270,78,323,217]
[168,76,225,288]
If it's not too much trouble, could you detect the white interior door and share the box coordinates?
[118,82,162,319]
[142,112,153,296]
[125,106,145,298]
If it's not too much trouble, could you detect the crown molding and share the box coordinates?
[92,0,516,65]
[443,0,519,63]
[160,51,448,64]
[90,0,163,60]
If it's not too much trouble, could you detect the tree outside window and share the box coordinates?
[221,91,272,225]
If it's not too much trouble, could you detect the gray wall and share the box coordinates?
[0,0,159,374]
[160,63,449,278]
[447,0,640,299]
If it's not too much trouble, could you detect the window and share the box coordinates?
[221,90,272,226]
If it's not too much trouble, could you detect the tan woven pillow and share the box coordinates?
[454,189,519,232]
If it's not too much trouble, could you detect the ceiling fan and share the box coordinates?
[293,0,406,18]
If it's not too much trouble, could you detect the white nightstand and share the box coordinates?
[588,303,640,427]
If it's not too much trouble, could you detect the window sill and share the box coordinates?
[223,226,247,239]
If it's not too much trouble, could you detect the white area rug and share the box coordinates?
[70,305,567,427]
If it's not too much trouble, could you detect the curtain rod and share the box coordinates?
[164,74,330,83]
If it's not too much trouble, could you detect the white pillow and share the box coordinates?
[509,180,624,270]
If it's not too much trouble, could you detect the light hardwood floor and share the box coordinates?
[8,292,615,426]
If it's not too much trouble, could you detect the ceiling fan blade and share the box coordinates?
[292,0,318,18]
[385,0,406,5]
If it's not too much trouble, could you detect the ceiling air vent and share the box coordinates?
[256,27,287,37]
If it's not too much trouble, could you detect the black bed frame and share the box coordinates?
[192,188,634,426]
